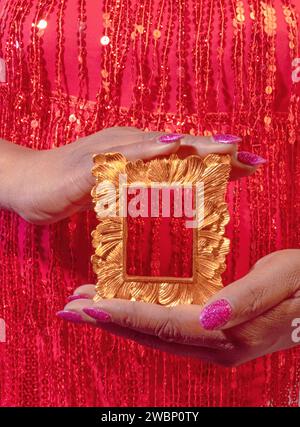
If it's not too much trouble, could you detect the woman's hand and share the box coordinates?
[0,127,262,224]
[59,249,300,367]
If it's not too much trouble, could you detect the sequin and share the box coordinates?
[264,115,272,125]
[135,24,144,34]
[0,0,299,409]
[100,35,110,45]
[78,21,87,31]
[101,69,109,78]
[0,58,6,83]
[68,114,77,123]
[265,86,273,94]
[30,119,39,128]
[103,20,111,29]
[153,29,161,39]
[236,14,245,23]
[37,19,47,30]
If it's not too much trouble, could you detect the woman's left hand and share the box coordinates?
[58,249,300,366]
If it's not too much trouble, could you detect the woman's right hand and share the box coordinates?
[2,127,265,225]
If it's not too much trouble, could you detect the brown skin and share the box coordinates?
[0,126,254,225]
[63,249,300,367]
[2,125,279,367]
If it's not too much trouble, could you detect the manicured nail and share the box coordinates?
[83,307,112,323]
[56,310,83,323]
[237,151,267,166]
[67,294,91,302]
[213,134,241,144]
[199,299,233,330]
[158,133,182,143]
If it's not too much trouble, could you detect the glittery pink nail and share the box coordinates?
[237,151,267,166]
[199,299,233,330]
[67,294,91,302]
[83,307,111,323]
[56,310,83,324]
[213,134,241,144]
[158,133,183,143]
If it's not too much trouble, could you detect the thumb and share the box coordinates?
[199,249,300,330]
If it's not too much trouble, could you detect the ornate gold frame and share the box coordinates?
[91,153,231,307]
[122,190,197,284]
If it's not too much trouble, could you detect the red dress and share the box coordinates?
[0,0,300,406]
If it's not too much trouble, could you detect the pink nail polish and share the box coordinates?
[199,299,233,330]
[213,134,241,144]
[158,133,182,143]
[237,151,267,166]
[83,307,111,323]
[67,294,91,302]
[56,310,83,323]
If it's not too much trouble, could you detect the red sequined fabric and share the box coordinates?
[0,0,300,407]
[126,189,194,278]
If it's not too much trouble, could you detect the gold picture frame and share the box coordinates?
[91,153,231,307]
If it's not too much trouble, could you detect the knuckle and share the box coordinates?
[246,285,268,315]
[286,272,300,292]
[269,250,300,291]
[120,302,141,329]
[141,131,156,144]
[286,263,300,291]
[154,308,183,342]
[251,249,300,295]
[120,314,134,328]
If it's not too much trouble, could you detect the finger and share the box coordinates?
[59,297,231,355]
[66,284,96,301]
[80,128,181,154]
[92,321,228,364]
[180,134,240,157]
[180,134,266,180]
[73,284,96,298]
[199,249,300,331]
[72,127,143,152]
[222,292,300,365]
[59,298,99,325]
[64,297,228,349]
[84,133,182,186]
[109,133,181,161]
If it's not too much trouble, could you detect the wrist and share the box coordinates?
[0,139,36,213]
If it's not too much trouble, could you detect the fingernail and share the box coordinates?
[83,307,112,323]
[158,133,182,143]
[213,134,241,144]
[237,151,267,166]
[199,299,233,330]
[67,294,91,302]
[56,310,83,324]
